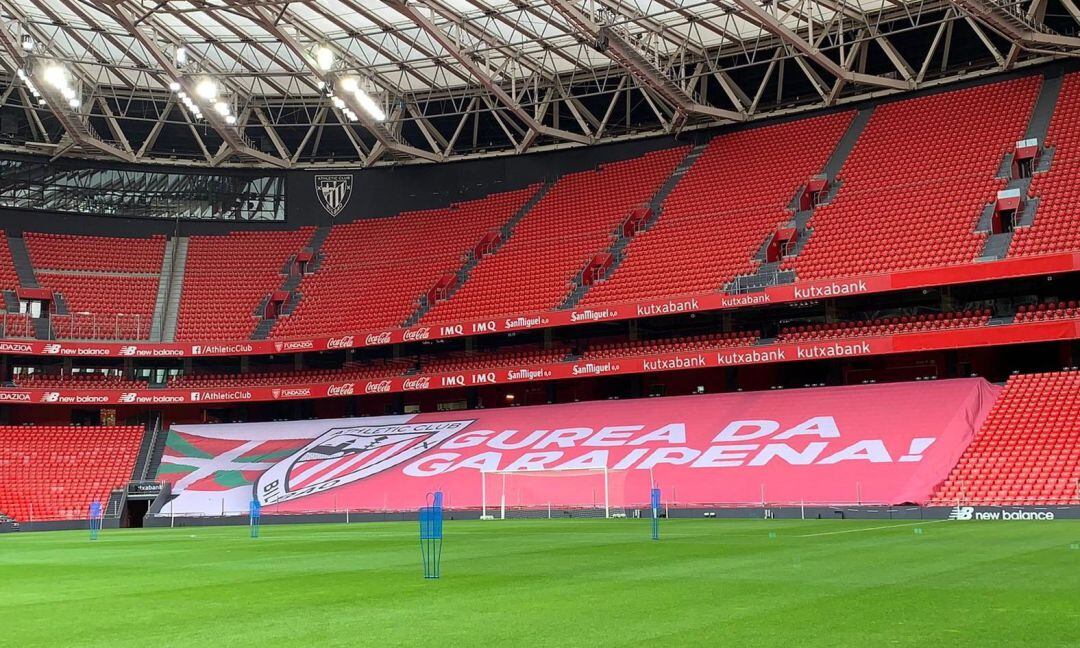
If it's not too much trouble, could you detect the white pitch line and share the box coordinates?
[796,519,948,537]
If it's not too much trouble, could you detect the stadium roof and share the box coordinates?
[0,0,1079,167]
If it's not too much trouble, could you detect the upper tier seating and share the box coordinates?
[581,113,853,305]
[0,425,143,521]
[39,274,159,339]
[0,232,28,338]
[25,234,165,340]
[581,331,759,359]
[25,233,165,273]
[0,232,21,289]
[177,228,314,340]
[272,188,535,338]
[1011,72,1080,256]
[786,77,1039,279]
[423,149,687,322]
[1014,301,1080,323]
[777,310,992,342]
[930,370,1080,506]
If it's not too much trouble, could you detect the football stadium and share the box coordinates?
[0,0,1079,645]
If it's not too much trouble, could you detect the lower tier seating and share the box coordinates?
[14,373,144,390]
[0,425,143,521]
[777,310,992,342]
[1015,301,1080,322]
[582,331,759,359]
[416,345,572,373]
[930,370,1080,505]
[167,361,408,388]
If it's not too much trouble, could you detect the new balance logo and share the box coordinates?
[949,506,974,521]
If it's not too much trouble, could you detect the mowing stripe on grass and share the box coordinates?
[796,520,948,537]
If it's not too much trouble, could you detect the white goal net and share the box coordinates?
[480,468,629,519]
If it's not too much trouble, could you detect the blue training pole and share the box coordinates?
[419,491,444,579]
[650,488,661,541]
[88,500,102,541]
[250,499,261,539]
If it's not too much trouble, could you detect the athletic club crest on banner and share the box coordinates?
[256,420,474,505]
[314,174,353,217]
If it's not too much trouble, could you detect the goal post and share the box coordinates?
[480,468,628,519]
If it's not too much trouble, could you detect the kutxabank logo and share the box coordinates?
[256,419,474,505]
[315,174,353,217]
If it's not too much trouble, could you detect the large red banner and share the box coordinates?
[159,378,999,514]
[0,252,1076,359]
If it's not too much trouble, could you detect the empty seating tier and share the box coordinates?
[273,188,535,338]
[1015,301,1080,323]
[581,113,853,305]
[25,233,165,273]
[177,228,313,340]
[930,370,1080,506]
[581,331,759,359]
[777,310,992,342]
[39,274,159,340]
[1011,71,1080,256]
[0,425,143,522]
[423,149,687,322]
[787,78,1039,279]
[167,361,408,388]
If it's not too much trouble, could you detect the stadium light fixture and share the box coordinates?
[67,98,79,109]
[314,45,334,71]
[168,81,181,92]
[43,65,67,89]
[225,114,236,125]
[195,78,218,101]
[20,34,34,52]
[213,100,229,116]
[354,88,386,122]
[175,45,189,67]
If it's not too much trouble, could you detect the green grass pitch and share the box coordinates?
[1,519,1078,647]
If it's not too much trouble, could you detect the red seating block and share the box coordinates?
[273,188,535,337]
[424,149,687,322]
[777,310,992,342]
[0,425,143,522]
[177,228,314,340]
[581,113,852,305]
[929,370,1080,506]
[1011,72,1080,257]
[787,78,1039,279]
[25,233,165,273]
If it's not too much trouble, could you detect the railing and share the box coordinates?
[49,312,147,340]
[0,312,33,338]
[139,415,163,481]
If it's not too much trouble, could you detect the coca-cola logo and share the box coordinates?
[328,383,357,396]
[403,327,431,342]
[364,380,391,394]
[327,336,355,349]
[364,332,393,346]
[402,376,431,391]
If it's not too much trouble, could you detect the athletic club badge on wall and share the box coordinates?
[314,174,353,217]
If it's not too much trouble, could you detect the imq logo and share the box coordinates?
[315,174,353,217]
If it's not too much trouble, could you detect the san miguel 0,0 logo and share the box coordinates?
[314,174,353,217]
[256,420,475,505]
